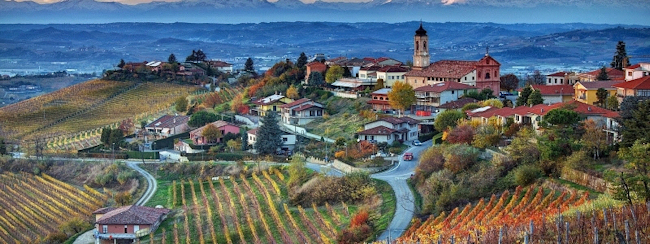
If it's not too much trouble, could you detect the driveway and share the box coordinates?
[371,140,432,242]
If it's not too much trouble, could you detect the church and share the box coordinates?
[404,23,501,95]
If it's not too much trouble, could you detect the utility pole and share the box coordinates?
[111,143,115,164]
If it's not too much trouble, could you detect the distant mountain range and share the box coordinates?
[1,0,649,24]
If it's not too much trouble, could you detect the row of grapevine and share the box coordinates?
[398,185,593,243]
[159,169,350,244]
[0,172,108,243]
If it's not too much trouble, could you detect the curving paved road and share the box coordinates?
[372,140,432,242]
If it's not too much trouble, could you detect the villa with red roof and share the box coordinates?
[624,63,650,81]
[189,120,240,145]
[279,98,324,125]
[413,82,477,116]
[250,94,293,116]
[522,85,574,104]
[367,88,394,112]
[357,116,420,144]
[574,80,622,105]
[546,71,579,86]
[613,76,650,102]
[578,68,625,82]
[94,205,170,244]
[144,114,190,138]
[304,61,327,84]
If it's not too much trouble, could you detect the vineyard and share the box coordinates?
[0,172,108,243]
[397,186,649,243]
[0,79,201,152]
[148,168,353,244]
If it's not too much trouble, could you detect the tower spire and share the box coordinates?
[486,46,489,56]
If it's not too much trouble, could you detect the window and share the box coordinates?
[423,41,427,49]
[283,137,288,142]
[125,225,128,233]
[465,77,467,81]
[485,71,490,79]
[628,71,632,76]
[416,41,419,51]
[555,78,557,84]
[451,90,455,94]
[494,71,497,77]
[103,225,107,234]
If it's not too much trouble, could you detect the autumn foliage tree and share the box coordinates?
[201,123,222,144]
[445,124,475,145]
[286,85,299,99]
[500,73,519,91]
[387,81,415,116]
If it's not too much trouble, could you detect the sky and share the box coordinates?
[16,0,645,6]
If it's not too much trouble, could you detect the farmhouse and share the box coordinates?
[279,98,324,125]
[145,114,190,138]
[357,116,420,144]
[94,205,170,244]
[190,120,240,145]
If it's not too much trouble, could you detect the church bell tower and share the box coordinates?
[413,23,430,70]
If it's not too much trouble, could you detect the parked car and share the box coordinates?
[412,140,422,146]
[403,152,413,161]
[499,91,513,98]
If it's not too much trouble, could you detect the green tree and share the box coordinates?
[101,128,123,148]
[307,71,324,86]
[254,111,283,155]
[245,57,254,72]
[480,88,496,100]
[60,217,91,236]
[342,66,352,78]
[374,78,384,91]
[288,155,308,187]
[500,73,519,91]
[618,140,650,202]
[241,129,248,151]
[226,139,240,152]
[434,110,465,131]
[527,89,544,105]
[325,65,344,84]
[188,111,218,127]
[505,128,540,165]
[117,59,125,68]
[482,98,503,108]
[581,119,607,159]
[296,52,308,69]
[516,86,532,106]
[596,88,608,107]
[620,99,650,148]
[543,108,580,126]
[596,66,610,80]
[168,53,177,64]
[611,41,630,71]
[606,96,619,110]
[175,96,188,113]
[387,81,416,116]
[202,123,222,144]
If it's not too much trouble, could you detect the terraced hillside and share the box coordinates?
[0,79,201,151]
[147,169,355,244]
[0,172,108,243]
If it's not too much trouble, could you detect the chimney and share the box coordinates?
[588,107,592,111]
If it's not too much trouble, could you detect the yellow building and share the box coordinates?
[573,81,621,105]
[250,94,293,116]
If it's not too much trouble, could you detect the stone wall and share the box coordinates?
[561,168,614,193]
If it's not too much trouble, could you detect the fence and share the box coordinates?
[561,168,614,193]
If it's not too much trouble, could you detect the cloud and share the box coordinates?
[441,0,468,5]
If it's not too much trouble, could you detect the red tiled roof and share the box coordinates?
[252,94,286,106]
[145,115,189,129]
[626,64,641,70]
[544,100,619,118]
[406,60,477,78]
[279,98,311,108]
[613,76,650,90]
[547,71,568,77]
[378,66,409,72]
[190,120,237,135]
[208,60,232,67]
[437,98,479,109]
[93,207,116,214]
[293,104,321,112]
[367,100,390,105]
[584,68,624,78]
[414,82,475,93]
[247,128,258,135]
[363,57,376,62]
[96,205,170,225]
[576,80,622,90]
[530,85,575,95]
[360,65,383,71]
[376,57,390,62]
[357,125,397,135]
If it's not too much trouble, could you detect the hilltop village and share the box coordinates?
[0,24,648,244]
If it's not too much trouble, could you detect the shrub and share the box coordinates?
[114,191,132,206]
[513,164,543,186]
[446,124,475,144]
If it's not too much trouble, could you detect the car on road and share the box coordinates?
[403,152,413,161]
[412,140,422,146]
[499,91,513,98]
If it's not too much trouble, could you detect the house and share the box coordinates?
[373,57,403,67]
[624,63,650,81]
[613,76,650,102]
[247,128,296,152]
[578,68,624,82]
[367,88,393,112]
[189,120,240,145]
[376,66,409,88]
[357,116,420,144]
[413,82,476,115]
[94,205,170,244]
[145,115,190,138]
[525,85,575,104]
[331,78,378,92]
[336,57,374,78]
[250,94,293,116]
[546,71,579,86]
[574,81,621,105]
[304,61,327,83]
[207,60,234,73]
[358,65,381,81]
[145,61,163,72]
[405,24,500,95]
[279,98,324,125]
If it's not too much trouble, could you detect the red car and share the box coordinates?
[403,152,413,161]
